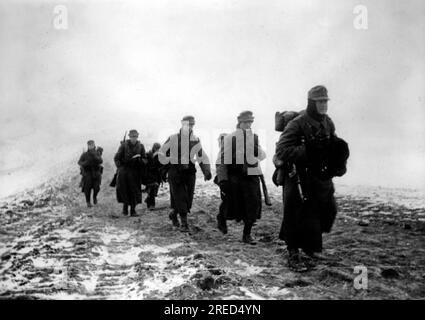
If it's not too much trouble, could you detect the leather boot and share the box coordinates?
[242,222,256,245]
[179,213,189,232]
[242,234,257,245]
[85,193,92,208]
[287,249,309,273]
[130,205,138,217]
[149,198,156,210]
[169,210,180,227]
[122,204,129,216]
[217,215,228,235]
[93,191,98,205]
[217,217,227,234]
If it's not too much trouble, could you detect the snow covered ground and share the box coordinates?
[335,183,425,210]
[0,163,424,299]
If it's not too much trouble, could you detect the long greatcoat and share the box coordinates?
[114,140,146,205]
[78,149,103,194]
[275,111,337,253]
[159,129,211,214]
[143,150,162,186]
[143,150,162,207]
[215,129,266,223]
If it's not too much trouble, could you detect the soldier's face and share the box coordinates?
[88,144,95,150]
[181,121,194,133]
[239,121,253,130]
[315,100,328,115]
[129,135,138,144]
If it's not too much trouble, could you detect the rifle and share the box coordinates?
[109,131,127,187]
[288,163,307,202]
[259,174,272,206]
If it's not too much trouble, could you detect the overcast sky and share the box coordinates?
[0,0,424,196]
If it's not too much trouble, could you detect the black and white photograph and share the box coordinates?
[0,0,424,304]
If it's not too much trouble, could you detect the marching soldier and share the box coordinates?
[215,111,266,244]
[114,129,147,216]
[274,85,349,272]
[158,116,212,232]
[214,133,229,234]
[143,142,162,210]
[78,140,103,207]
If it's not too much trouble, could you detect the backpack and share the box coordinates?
[272,110,349,186]
[275,110,302,132]
[273,110,303,186]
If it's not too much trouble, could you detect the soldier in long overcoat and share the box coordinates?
[158,116,212,232]
[114,129,147,216]
[143,142,162,210]
[274,85,348,272]
[215,111,266,245]
[78,140,103,207]
[214,133,229,235]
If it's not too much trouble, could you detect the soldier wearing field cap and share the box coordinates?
[215,111,266,244]
[158,116,212,232]
[274,85,348,272]
[143,142,163,210]
[114,129,147,216]
[78,140,103,207]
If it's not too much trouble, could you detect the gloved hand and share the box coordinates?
[323,166,346,179]
[219,180,230,198]
[273,154,284,168]
[160,168,168,183]
[204,171,212,181]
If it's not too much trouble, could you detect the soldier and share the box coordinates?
[214,133,229,234]
[215,111,266,245]
[114,129,147,217]
[78,140,103,208]
[143,142,162,210]
[274,85,348,272]
[158,116,212,232]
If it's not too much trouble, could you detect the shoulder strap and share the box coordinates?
[296,115,314,143]
[254,133,259,157]
[123,140,128,156]
[136,141,143,154]
[326,115,336,137]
